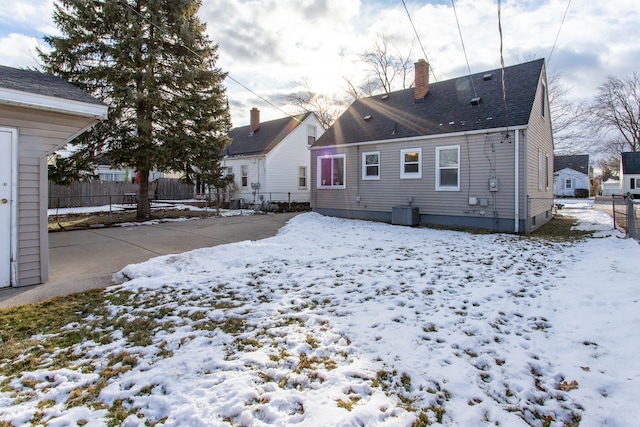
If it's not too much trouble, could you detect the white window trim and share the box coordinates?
[435,145,460,191]
[541,81,547,118]
[565,178,573,189]
[298,165,307,189]
[545,154,550,190]
[362,151,380,180]
[241,164,248,187]
[538,149,543,191]
[317,154,346,189]
[400,148,421,179]
[308,125,317,146]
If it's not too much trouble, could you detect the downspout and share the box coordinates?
[514,130,519,233]
[8,127,18,286]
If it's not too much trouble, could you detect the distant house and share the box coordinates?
[94,156,163,182]
[223,108,323,204]
[553,154,590,197]
[601,179,620,196]
[310,58,554,234]
[0,65,107,288]
[621,152,640,197]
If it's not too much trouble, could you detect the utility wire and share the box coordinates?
[451,0,477,98]
[497,0,511,141]
[548,0,572,63]
[116,0,301,123]
[401,0,437,82]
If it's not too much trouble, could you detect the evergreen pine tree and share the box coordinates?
[40,0,231,219]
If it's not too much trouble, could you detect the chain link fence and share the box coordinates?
[594,194,639,239]
[539,195,639,240]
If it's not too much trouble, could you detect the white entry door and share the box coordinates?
[0,129,15,288]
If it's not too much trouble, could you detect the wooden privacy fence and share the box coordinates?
[48,178,195,208]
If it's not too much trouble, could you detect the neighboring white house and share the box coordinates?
[0,65,107,288]
[601,179,620,196]
[620,152,640,197]
[95,157,163,182]
[553,154,590,197]
[223,108,323,205]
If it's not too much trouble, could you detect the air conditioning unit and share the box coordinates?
[392,206,419,226]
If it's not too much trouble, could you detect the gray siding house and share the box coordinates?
[0,65,107,288]
[310,58,554,234]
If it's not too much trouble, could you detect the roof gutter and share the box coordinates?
[0,87,108,120]
[309,124,528,150]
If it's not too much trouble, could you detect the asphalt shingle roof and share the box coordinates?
[226,112,311,157]
[554,154,589,174]
[622,152,640,174]
[0,65,105,106]
[314,59,544,147]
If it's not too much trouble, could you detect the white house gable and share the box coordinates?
[224,110,322,205]
[554,168,589,197]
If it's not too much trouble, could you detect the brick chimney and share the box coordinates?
[250,107,260,133]
[414,59,430,100]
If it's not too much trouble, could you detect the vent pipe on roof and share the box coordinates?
[250,107,260,133]
[414,59,430,100]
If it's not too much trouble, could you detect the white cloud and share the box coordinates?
[0,0,56,35]
[1,0,640,126]
[0,33,45,69]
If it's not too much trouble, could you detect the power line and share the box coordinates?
[548,0,572,63]
[497,0,510,140]
[451,0,477,99]
[401,0,437,82]
[116,0,300,122]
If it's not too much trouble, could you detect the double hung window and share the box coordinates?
[299,166,307,188]
[400,148,421,179]
[436,146,460,190]
[362,151,380,180]
[317,154,346,188]
[241,165,248,187]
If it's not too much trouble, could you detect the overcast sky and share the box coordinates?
[1,0,639,127]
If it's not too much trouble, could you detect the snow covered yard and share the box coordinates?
[1,207,639,426]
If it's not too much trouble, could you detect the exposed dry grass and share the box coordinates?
[48,208,219,231]
[529,215,593,240]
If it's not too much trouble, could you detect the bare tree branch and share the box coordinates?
[589,73,640,154]
[360,34,414,94]
[283,78,347,130]
[595,155,620,180]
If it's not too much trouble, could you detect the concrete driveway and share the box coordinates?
[0,212,300,309]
